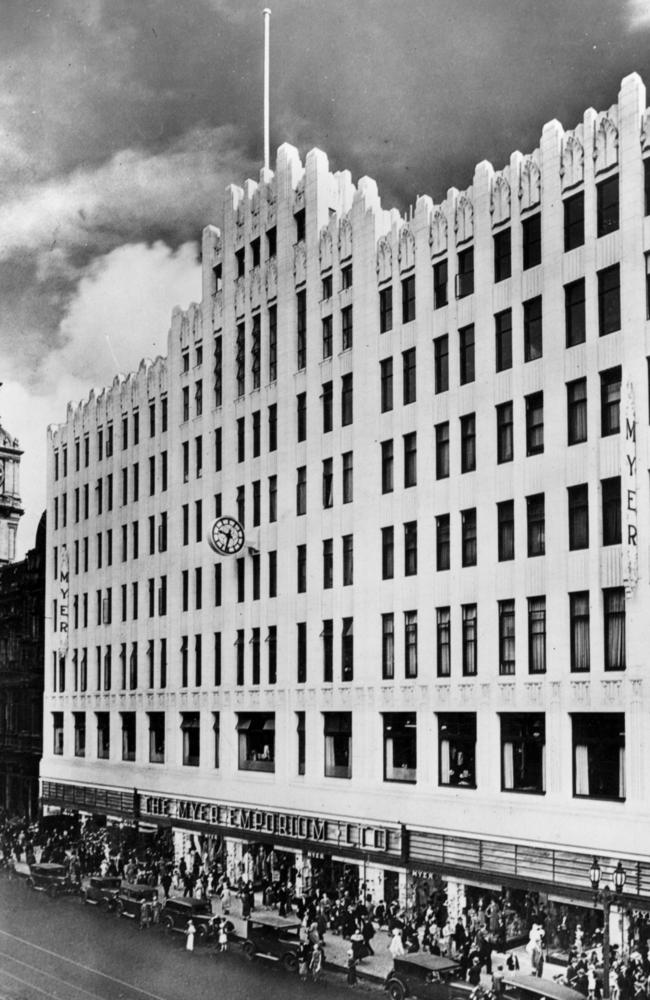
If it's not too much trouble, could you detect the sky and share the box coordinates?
[3,0,650,557]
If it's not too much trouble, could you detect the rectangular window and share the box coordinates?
[499,599,515,675]
[213,335,223,407]
[402,274,416,323]
[528,596,546,674]
[237,713,275,772]
[297,622,307,683]
[251,314,261,390]
[323,712,351,778]
[381,526,394,580]
[600,366,621,436]
[402,348,416,404]
[74,712,86,757]
[322,458,333,508]
[522,213,541,269]
[564,191,584,251]
[597,174,619,236]
[433,259,448,308]
[342,451,353,503]
[436,514,450,571]
[568,484,589,550]
[236,558,245,603]
[267,227,276,258]
[526,392,544,455]
[296,466,307,516]
[435,422,450,479]
[268,550,277,598]
[598,264,621,336]
[268,403,277,452]
[436,607,451,677]
[341,262,352,290]
[526,493,545,556]
[495,309,512,372]
[194,379,203,417]
[461,604,477,677]
[497,500,514,561]
[381,439,394,493]
[213,711,220,766]
[380,357,393,413]
[604,587,625,671]
[379,285,393,333]
[456,246,474,298]
[121,712,136,762]
[236,322,245,396]
[149,713,165,764]
[501,713,545,792]
[53,711,64,754]
[322,619,333,682]
[297,544,307,594]
[341,618,353,682]
[268,628,277,684]
[296,392,307,443]
[96,712,109,760]
[322,381,333,433]
[322,272,332,300]
[438,713,476,787]
[252,552,260,600]
[461,508,477,567]
[382,613,395,680]
[322,315,333,359]
[341,373,353,426]
[570,591,590,673]
[567,378,588,445]
[404,521,417,576]
[602,476,621,545]
[297,290,307,369]
[269,304,277,382]
[342,534,353,585]
[494,228,511,282]
[297,712,305,776]
[251,410,260,458]
[523,296,543,362]
[572,712,624,799]
[341,304,353,351]
[323,538,333,590]
[403,433,417,487]
[384,712,416,782]
[565,278,586,347]
[460,413,476,473]
[434,335,449,393]
[459,324,475,384]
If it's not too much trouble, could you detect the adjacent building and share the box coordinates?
[42,73,650,937]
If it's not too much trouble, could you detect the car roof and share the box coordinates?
[32,863,67,873]
[248,913,302,929]
[167,898,211,910]
[503,973,586,1000]
[91,876,121,885]
[394,954,462,974]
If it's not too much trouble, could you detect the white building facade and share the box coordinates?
[43,73,650,928]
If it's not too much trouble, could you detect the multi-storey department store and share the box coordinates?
[43,74,650,944]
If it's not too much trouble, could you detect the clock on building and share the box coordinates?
[206,515,245,555]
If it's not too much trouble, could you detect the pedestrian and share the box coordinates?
[390,927,405,958]
[310,941,323,982]
[139,897,152,930]
[219,922,228,952]
[185,919,196,953]
[151,895,161,926]
[298,942,310,982]
[347,947,358,987]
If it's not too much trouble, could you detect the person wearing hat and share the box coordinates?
[468,956,482,986]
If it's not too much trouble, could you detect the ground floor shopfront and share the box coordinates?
[41,778,650,955]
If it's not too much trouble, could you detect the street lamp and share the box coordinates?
[589,858,626,999]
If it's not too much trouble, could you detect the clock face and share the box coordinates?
[207,516,245,555]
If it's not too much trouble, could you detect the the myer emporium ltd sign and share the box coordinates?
[140,794,397,854]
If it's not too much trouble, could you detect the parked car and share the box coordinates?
[242,914,302,971]
[25,863,75,900]
[384,953,474,1000]
[114,883,159,919]
[81,875,122,910]
[502,973,585,1000]
[160,897,215,938]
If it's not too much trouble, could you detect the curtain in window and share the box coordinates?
[575,744,589,795]
[619,747,625,799]
[386,735,396,777]
[503,742,514,789]
[573,595,590,670]
[572,401,587,442]
[606,591,625,668]
[325,735,335,773]
[440,739,451,783]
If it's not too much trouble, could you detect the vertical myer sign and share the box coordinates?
[623,380,638,595]
[59,544,69,652]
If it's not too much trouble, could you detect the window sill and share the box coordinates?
[440,781,476,790]
[573,793,625,803]
[240,760,275,773]
[325,767,351,779]
[385,771,417,784]
[502,786,546,795]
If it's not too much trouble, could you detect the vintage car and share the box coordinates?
[114,883,159,919]
[384,953,475,1000]
[81,875,122,910]
[241,914,302,971]
[25,863,75,899]
[160,897,216,938]
[502,973,586,1000]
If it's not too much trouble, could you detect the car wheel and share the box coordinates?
[115,901,124,918]
[388,980,406,1000]
[242,941,255,961]
[282,952,299,973]
[26,877,35,891]
[196,923,207,940]
[47,884,58,900]
[102,898,113,913]
[161,915,174,933]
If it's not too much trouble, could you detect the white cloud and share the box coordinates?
[627,0,650,29]
[1,239,200,558]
